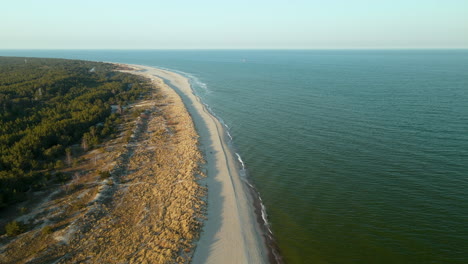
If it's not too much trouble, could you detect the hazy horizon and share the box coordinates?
[2,48,468,51]
[2,0,468,49]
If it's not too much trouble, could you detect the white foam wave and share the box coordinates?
[203,102,213,112]
[261,203,273,234]
[235,152,245,171]
[226,131,233,140]
[246,181,254,189]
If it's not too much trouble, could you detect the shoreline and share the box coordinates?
[123,64,277,263]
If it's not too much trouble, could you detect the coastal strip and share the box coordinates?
[0,61,206,263]
[125,64,271,264]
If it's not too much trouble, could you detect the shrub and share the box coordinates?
[54,160,64,169]
[41,225,53,235]
[5,221,25,236]
[19,207,28,214]
[72,200,86,211]
[98,170,111,180]
[55,172,70,183]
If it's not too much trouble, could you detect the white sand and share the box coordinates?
[126,64,268,264]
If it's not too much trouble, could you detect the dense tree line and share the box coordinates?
[0,57,150,208]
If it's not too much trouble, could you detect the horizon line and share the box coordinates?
[1,47,467,51]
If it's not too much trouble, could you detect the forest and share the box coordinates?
[0,57,149,208]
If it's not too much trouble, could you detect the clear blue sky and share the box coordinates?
[2,0,467,49]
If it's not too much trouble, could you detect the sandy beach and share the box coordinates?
[129,64,269,264]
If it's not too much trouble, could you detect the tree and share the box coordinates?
[0,57,151,207]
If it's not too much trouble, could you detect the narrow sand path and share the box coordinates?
[131,65,268,264]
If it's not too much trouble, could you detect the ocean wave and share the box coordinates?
[261,203,273,235]
[235,152,246,171]
[226,131,233,140]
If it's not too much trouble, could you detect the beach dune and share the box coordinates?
[130,65,269,264]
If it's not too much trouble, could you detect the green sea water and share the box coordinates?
[2,50,467,263]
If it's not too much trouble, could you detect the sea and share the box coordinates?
[1,49,467,264]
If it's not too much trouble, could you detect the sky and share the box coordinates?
[1,0,467,49]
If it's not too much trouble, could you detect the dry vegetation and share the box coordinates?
[0,76,206,263]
